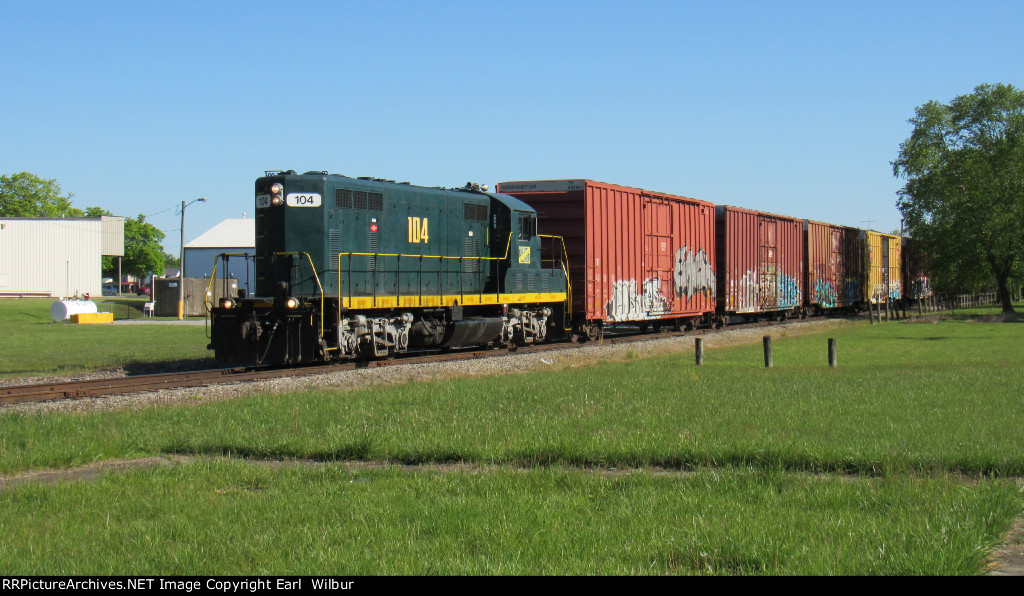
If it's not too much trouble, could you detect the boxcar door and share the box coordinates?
[643,196,674,318]
[830,227,843,307]
[759,217,779,309]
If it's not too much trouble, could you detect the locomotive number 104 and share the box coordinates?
[408,217,430,243]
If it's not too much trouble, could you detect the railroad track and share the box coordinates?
[0,317,813,407]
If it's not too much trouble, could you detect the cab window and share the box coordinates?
[517,212,535,240]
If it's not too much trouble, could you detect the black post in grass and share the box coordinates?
[695,337,704,366]
[763,335,773,368]
[828,338,837,368]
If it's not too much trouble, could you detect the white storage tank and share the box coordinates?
[50,300,99,322]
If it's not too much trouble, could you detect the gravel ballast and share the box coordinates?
[3,319,851,416]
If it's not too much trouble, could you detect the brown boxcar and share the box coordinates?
[805,220,866,313]
[716,206,804,320]
[901,236,932,300]
[497,179,716,335]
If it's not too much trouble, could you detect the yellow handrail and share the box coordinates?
[205,252,254,338]
[539,234,572,323]
[274,252,325,341]
[332,234,571,323]
[334,233,514,262]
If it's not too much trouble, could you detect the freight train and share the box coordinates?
[206,172,928,366]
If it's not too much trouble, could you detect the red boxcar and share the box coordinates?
[497,179,716,336]
[715,206,804,320]
[805,220,865,313]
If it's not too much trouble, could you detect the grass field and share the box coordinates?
[0,303,1022,574]
[1,462,1017,575]
[0,298,212,379]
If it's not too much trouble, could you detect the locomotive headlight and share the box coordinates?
[285,297,298,309]
[269,182,284,206]
[219,298,236,309]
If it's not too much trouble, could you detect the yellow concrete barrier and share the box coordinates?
[70,312,114,324]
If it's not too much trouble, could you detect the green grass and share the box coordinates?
[3,316,1022,476]
[0,462,1018,575]
[0,298,212,378]
[1,309,1022,574]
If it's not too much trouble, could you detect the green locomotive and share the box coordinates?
[208,171,570,365]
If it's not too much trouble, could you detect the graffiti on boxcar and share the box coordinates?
[844,279,859,305]
[777,274,801,308]
[605,279,672,321]
[908,276,932,299]
[673,246,716,300]
[729,271,760,313]
[872,282,903,302]
[812,279,838,308]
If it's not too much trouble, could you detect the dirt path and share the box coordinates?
[989,518,1024,576]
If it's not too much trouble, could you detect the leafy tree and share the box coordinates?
[0,172,82,217]
[122,215,167,279]
[892,83,1024,313]
[85,206,112,218]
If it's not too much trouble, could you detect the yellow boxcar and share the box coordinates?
[865,231,902,303]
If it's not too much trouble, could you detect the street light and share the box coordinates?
[179,197,208,320]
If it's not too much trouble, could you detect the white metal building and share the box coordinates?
[0,216,124,298]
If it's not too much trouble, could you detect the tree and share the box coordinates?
[91,209,171,280]
[0,172,82,217]
[122,215,168,279]
[892,83,1024,314]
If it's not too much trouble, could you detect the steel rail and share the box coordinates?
[0,316,814,407]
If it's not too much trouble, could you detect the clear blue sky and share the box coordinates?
[2,0,1021,255]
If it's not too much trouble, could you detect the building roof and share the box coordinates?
[185,218,255,249]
